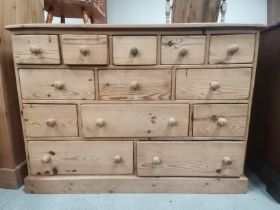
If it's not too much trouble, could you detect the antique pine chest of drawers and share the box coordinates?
[6,24,262,193]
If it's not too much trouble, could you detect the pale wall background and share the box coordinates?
[46,0,267,24]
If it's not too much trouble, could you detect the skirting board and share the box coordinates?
[25,175,248,194]
[0,161,27,189]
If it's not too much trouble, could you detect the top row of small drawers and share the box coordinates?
[12,34,256,65]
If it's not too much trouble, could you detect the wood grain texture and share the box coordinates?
[12,35,60,64]
[193,104,248,137]
[61,35,108,65]
[209,34,255,64]
[176,68,252,100]
[161,36,206,64]
[19,69,95,100]
[137,141,245,177]
[81,104,189,137]
[23,104,78,137]
[98,69,171,100]
[28,141,133,175]
[113,36,157,65]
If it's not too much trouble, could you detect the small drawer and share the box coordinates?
[137,141,245,177]
[176,68,252,100]
[209,34,255,64]
[12,35,60,64]
[193,104,248,137]
[113,36,157,65]
[19,69,95,100]
[81,104,189,137]
[161,36,206,64]
[99,69,171,100]
[23,104,78,137]
[28,141,133,175]
[61,35,108,65]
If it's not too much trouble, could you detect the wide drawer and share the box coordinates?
[209,34,255,64]
[161,36,206,64]
[28,141,133,175]
[61,35,108,65]
[113,36,157,65]
[12,35,60,64]
[137,141,245,177]
[176,68,252,100]
[23,104,78,137]
[99,69,171,100]
[81,104,189,137]
[193,104,248,137]
[19,69,95,100]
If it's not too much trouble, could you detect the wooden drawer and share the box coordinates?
[161,36,206,64]
[23,104,78,137]
[19,69,95,100]
[113,36,157,65]
[99,69,171,100]
[137,141,245,177]
[193,104,248,137]
[176,68,252,100]
[209,34,255,64]
[81,104,189,137]
[28,141,133,175]
[12,35,60,64]
[61,35,108,65]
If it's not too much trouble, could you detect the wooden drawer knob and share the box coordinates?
[29,45,42,54]
[130,47,139,57]
[130,81,139,90]
[54,81,65,90]
[227,44,239,55]
[217,117,227,126]
[179,48,188,57]
[96,118,105,127]
[223,156,233,165]
[46,118,57,127]
[168,117,177,126]
[79,46,90,55]
[41,154,51,163]
[209,81,220,91]
[114,155,122,163]
[152,156,161,165]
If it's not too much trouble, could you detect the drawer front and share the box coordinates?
[176,68,252,100]
[12,35,60,64]
[81,104,189,137]
[28,141,133,175]
[61,35,108,65]
[209,34,255,64]
[113,36,157,65]
[23,104,78,137]
[99,70,171,100]
[193,104,248,137]
[19,69,95,100]
[161,36,206,64]
[137,141,245,177]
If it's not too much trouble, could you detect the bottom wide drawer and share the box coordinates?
[137,141,245,177]
[28,141,133,175]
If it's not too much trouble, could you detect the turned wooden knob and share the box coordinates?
[152,156,161,165]
[130,81,139,90]
[41,154,51,163]
[168,117,177,126]
[209,81,220,91]
[179,48,188,57]
[29,45,42,54]
[79,46,90,55]
[223,156,233,165]
[96,118,105,127]
[114,155,122,163]
[130,47,139,57]
[217,117,227,126]
[54,81,65,90]
[46,118,57,127]
[227,44,239,55]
